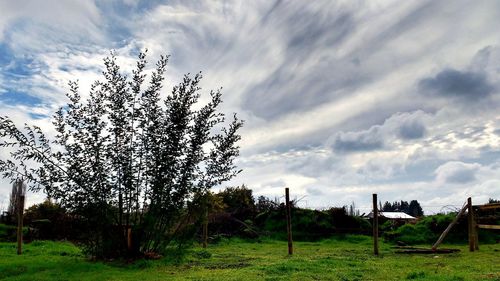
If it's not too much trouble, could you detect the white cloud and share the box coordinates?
[1,0,500,213]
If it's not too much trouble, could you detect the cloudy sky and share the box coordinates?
[1,0,499,214]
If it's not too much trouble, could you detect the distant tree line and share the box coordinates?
[381,200,423,217]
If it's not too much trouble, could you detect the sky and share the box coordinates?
[1,0,500,214]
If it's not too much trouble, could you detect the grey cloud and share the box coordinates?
[241,1,459,121]
[470,45,500,75]
[333,126,383,152]
[262,179,287,188]
[418,69,494,101]
[435,161,480,184]
[306,186,324,196]
[331,110,429,153]
[396,114,427,140]
[241,4,367,120]
[398,120,426,139]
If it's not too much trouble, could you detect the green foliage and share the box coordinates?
[406,271,426,279]
[0,238,499,280]
[386,223,434,244]
[385,213,458,245]
[0,223,16,241]
[192,249,212,259]
[217,185,256,220]
[255,206,370,241]
[24,200,69,240]
[0,51,243,259]
[0,223,29,242]
[385,212,500,245]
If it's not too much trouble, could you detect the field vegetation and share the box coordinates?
[0,236,499,281]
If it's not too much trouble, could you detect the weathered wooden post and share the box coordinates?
[202,208,208,248]
[285,187,293,255]
[16,181,26,255]
[127,227,132,251]
[372,193,379,255]
[432,203,467,250]
[467,197,475,252]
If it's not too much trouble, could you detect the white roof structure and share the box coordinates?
[365,211,416,220]
[380,212,416,219]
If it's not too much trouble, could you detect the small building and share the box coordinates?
[364,211,416,221]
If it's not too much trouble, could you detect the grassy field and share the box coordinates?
[0,236,499,281]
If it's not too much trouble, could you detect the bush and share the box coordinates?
[384,212,500,245]
[385,224,434,245]
[254,206,370,241]
[0,223,30,242]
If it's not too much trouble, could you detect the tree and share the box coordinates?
[6,180,25,224]
[347,201,360,216]
[408,200,424,217]
[382,201,393,212]
[256,195,279,213]
[381,200,423,217]
[24,199,68,240]
[217,185,256,220]
[0,51,243,258]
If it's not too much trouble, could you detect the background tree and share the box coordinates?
[381,200,423,216]
[0,51,243,258]
[256,195,279,213]
[217,185,256,221]
[408,200,424,217]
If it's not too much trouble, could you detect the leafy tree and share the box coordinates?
[6,180,25,224]
[408,200,424,217]
[382,201,393,212]
[24,199,69,240]
[256,195,279,213]
[0,51,243,258]
[217,185,256,220]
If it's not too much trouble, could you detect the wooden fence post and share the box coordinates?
[467,197,475,252]
[285,187,293,255]
[373,193,379,256]
[127,227,132,251]
[17,194,25,255]
[202,208,208,248]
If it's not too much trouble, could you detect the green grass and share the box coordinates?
[0,236,499,280]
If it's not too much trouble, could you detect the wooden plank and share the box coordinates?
[396,248,460,254]
[476,203,500,210]
[473,211,479,251]
[373,193,379,256]
[285,188,293,255]
[477,224,500,230]
[432,203,467,250]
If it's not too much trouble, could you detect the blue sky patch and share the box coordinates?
[0,90,43,106]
